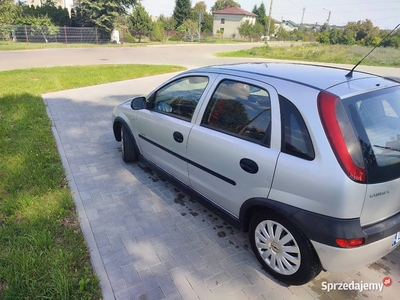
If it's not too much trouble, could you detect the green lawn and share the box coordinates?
[0,64,186,299]
[216,43,400,67]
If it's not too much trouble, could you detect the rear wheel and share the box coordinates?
[249,210,321,285]
[121,125,138,163]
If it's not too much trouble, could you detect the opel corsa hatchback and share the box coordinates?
[112,63,400,285]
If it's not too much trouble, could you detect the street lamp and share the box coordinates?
[323,8,331,25]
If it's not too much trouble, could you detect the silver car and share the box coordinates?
[112,63,400,285]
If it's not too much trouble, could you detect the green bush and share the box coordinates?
[124,31,136,43]
[168,34,181,41]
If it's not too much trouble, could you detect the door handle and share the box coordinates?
[240,158,259,174]
[173,131,184,143]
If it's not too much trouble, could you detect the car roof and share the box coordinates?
[190,63,385,91]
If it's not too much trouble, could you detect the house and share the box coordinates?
[281,20,298,31]
[212,7,257,38]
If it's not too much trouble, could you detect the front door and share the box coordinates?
[135,75,211,185]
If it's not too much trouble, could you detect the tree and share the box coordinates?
[276,26,289,41]
[74,0,137,37]
[173,0,192,28]
[129,2,152,42]
[193,1,207,14]
[183,18,198,41]
[159,14,177,32]
[345,19,380,46]
[210,0,240,12]
[0,0,17,26]
[20,1,70,26]
[256,2,267,26]
[339,28,356,45]
[238,20,252,41]
[152,20,166,42]
[200,12,213,33]
[252,5,258,15]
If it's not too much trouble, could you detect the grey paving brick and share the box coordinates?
[109,235,125,251]
[185,251,206,270]
[121,263,141,286]
[229,290,251,300]
[157,273,177,296]
[115,283,146,300]
[222,275,252,294]
[243,280,274,299]
[139,268,160,292]
[103,248,130,265]
[164,290,184,300]
[185,273,218,300]
[110,278,128,295]
[94,231,110,248]
[204,271,233,290]
[172,274,199,300]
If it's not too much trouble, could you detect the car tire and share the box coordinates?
[121,125,138,163]
[249,210,321,285]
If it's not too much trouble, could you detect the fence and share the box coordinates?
[0,25,110,44]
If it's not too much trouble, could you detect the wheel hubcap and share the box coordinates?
[255,220,301,275]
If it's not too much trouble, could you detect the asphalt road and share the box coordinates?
[0,42,399,78]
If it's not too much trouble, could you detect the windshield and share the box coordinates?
[343,86,400,183]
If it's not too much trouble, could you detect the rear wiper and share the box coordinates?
[374,145,400,153]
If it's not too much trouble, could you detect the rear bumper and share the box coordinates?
[312,234,399,271]
[290,202,400,271]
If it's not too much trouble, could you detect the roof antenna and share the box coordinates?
[346,23,400,78]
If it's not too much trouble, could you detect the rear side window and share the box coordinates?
[280,96,315,160]
[343,86,400,183]
[201,79,271,145]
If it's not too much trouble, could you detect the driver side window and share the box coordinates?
[153,76,209,121]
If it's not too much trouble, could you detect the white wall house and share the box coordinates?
[213,7,257,38]
[281,20,299,31]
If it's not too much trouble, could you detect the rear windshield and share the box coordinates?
[343,86,400,183]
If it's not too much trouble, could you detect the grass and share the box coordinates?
[216,43,400,67]
[0,64,186,299]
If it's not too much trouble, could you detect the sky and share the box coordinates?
[140,0,400,30]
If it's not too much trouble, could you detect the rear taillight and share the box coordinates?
[335,238,365,248]
[318,91,366,183]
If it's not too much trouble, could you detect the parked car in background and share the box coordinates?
[112,63,400,285]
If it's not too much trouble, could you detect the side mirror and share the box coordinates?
[131,96,146,110]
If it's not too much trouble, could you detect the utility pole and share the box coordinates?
[266,0,274,43]
[198,12,202,43]
[323,8,331,25]
[301,7,305,25]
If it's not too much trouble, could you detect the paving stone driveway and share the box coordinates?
[44,74,400,300]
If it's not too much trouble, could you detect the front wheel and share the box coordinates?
[249,211,321,285]
[121,125,138,163]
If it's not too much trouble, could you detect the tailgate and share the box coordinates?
[361,178,400,226]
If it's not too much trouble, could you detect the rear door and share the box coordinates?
[186,76,281,217]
